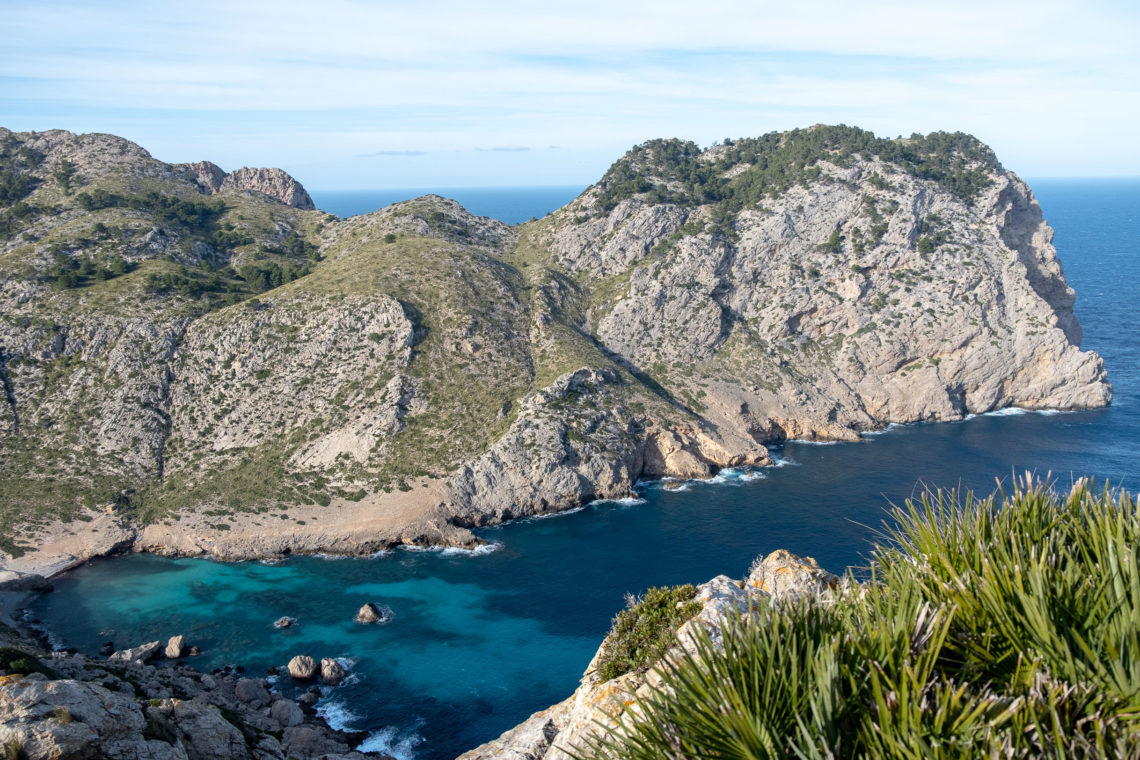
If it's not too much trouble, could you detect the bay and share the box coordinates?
[30,179,1140,760]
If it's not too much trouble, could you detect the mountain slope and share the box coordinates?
[0,126,1110,567]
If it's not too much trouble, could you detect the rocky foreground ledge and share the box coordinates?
[459,549,839,760]
[0,589,392,760]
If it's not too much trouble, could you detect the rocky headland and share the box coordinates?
[0,125,1111,575]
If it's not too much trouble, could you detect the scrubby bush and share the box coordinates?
[595,584,701,681]
[584,477,1140,759]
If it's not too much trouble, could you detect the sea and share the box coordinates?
[30,179,1140,760]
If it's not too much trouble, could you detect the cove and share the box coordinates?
[29,179,1140,760]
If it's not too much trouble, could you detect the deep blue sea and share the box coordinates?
[31,179,1140,760]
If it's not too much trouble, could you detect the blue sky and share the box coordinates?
[2,0,1138,189]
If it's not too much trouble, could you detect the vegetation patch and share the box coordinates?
[585,478,1140,759]
[595,584,701,681]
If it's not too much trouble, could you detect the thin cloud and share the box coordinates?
[363,149,429,156]
[475,146,530,152]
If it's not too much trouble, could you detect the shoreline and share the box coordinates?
[0,401,1102,585]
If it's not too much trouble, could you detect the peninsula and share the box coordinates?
[0,125,1110,576]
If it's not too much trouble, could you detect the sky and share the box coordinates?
[2,0,1138,190]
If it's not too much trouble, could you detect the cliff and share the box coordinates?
[0,125,1111,571]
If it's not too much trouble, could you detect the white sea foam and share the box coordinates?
[591,496,648,506]
[986,407,1029,417]
[440,542,502,557]
[400,542,501,556]
[518,504,588,522]
[359,725,425,760]
[315,700,359,731]
[861,422,906,437]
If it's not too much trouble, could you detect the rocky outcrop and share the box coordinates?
[320,658,346,686]
[107,640,162,665]
[287,655,317,681]
[220,166,316,210]
[165,635,187,659]
[183,160,226,193]
[461,550,838,760]
[354,603,389,624]
[0,653,390,760]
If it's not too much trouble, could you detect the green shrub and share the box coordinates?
[584,477,1140,759]
[595,584,701,681]
[0,647,55,678]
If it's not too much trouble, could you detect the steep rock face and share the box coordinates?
[220,166,316,210]
[538,130,1110,447]
[182,160,226,193]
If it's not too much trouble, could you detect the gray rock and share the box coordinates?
[165,634,187,659]
[287,655,317,680]
[354,603,388,624]
[270,698,305,728]
[745,549,840,601]
[107,640,162,664]
[320,658,346,686]
[234,677,271,706]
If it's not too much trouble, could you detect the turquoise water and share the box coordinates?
[31,179,1140,760]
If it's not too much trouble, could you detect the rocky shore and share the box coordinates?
[0,574,394,760]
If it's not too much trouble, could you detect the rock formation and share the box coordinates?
[460,549,839,760]
[165,634,187,659]
[354,603,388,624]
[287,655,317,681]
[0,125,1111,571]
[320,658,346,686]
[220,166,316,210]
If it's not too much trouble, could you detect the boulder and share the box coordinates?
[107,640,162,664]
[320,658,346,686]
[271,697,305,728]
[98,641,114,657]
[234,677,270,706]
[745,549,840,601]
[287,655,317,680]
[273,616,296,629]
[165,634,186,659]
[354,602,390,624]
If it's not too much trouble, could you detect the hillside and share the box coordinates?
[0,125,1111,568]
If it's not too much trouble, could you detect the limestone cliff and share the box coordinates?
[0,125,1110,568]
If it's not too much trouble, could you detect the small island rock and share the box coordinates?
[354,602,390,624]
[273,616,296,629]
[320,658,346,686]
[165,634,186,659]
[287,655,317,680]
